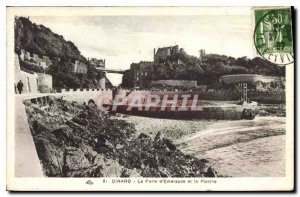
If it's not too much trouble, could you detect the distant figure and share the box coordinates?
[88,99,97,109]
[17,80,24,94]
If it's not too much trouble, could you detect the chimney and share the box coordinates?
[154,48,156,61]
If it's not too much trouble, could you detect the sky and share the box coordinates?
[30,12,255,85]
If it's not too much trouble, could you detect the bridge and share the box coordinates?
[96,67,125,74]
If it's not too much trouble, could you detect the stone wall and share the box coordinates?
[20,49,52,67]
[15,53,39,94]
[99,78,106,90]
[150,80,198,87]
[37,73,53,93]
[60,89,113,105]
[130,61,154,88]
[18,71,39,93]
[220,74,285,85]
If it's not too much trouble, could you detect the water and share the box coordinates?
[177,117,286,177]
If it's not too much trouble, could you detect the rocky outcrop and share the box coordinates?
[25,97,216,177]
[15,17,86,62]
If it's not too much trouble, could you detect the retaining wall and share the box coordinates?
[150,80,198,87]
[220,74,285,84]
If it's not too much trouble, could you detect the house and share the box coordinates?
[71,60,88,74]
[130,61,154,88]
[42,56,52,67]
[89,58,105,69]
[154,45,179,62]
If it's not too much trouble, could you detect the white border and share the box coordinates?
[4,5,296,192]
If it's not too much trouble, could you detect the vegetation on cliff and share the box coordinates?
[152,49,285,86]
[15,17,86,61]
[15,17,103,89]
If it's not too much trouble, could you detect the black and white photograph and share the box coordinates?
[6,6,295,191]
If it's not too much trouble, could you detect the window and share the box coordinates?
[137,77,139,81]
[145,72,148,76]
[167,49,171,55]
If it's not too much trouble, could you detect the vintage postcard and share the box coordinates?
[6,7,294,191]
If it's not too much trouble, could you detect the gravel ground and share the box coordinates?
[116,114,227,142]
[117,114,286,177]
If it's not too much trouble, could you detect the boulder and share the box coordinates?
[138,133,151,140]
[51,126,73,141]
[205,166,218,177]
[64,147,91,171]
[31,120,48,136]
[159,167,170,177]
[163,139,177,151]
[154,131,164,142]
[33,135,64,176]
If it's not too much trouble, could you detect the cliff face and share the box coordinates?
[14,17,104,89]
[15,17,86,62]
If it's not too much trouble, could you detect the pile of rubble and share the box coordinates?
[25,97,217,177]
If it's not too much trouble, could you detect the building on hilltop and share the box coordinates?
[66,59,88,74]
[154,45,179,63]
[199,49,206,62]
[89,58,105,69]
[130,61,154,88]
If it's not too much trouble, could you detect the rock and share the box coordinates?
[81,145,98,162]
[138,133,151,140]
[64,147,91,172]
[31,120,48,136]
[154,131,164,142]
[199,159,209,163]
[33,134,64,176]
[23,100,32,106]
[205,166,218,177]
[26,97,213,178]
[100,159,123,177]
[163,139,177,151]
[97,134,107,145]
[159,167,170,177]
[116,144,124,149]
[72,116,88,126]
[128,168,142,177]
[51,126,73,141]
[92,154,105,166]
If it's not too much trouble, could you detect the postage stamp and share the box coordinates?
[254,7,294,65]
[6,7,294,191]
